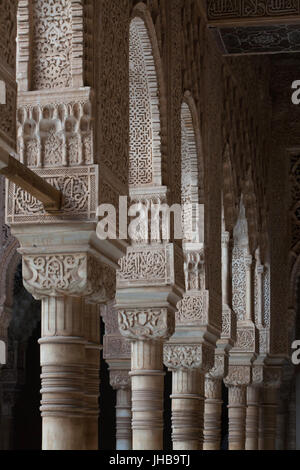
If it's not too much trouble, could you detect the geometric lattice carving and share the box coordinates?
[129,16,161,187]
[207,0,300,21]
[32,0,73,90]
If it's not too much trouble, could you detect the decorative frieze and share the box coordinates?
[6,165,98,224]
[17,89,93,167]
[207,0,300,21]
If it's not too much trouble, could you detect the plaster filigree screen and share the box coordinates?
[181,100,204,244]
[232,199,249,321]
[129,16,161,188]
[17,0,85,91]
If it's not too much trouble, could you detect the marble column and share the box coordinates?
[118,308,175,450]
[101,301,132,450]
[131,338,165,450]
[261,386,278,450]
[110,369,132,450]
[245,385,260,450]
[164,342,215,451]
[115,387,132,451]
[40,296,87,450]
[84,303,101,450]
[20,250,111,451]
[172,367,203,450]
[227,385,247,450]
[203,377,223,450]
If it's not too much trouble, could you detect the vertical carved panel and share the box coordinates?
[129,19,154,187]
[32,0,73,90]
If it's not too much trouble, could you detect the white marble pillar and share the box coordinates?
[203,377,222,450]
[261,387,278,450]
[116,387,132,450]
[110,369,132,451]
[227,385,246,450]
[84,303,101,450]
[245,385,260,450]
[131,339,165,450]
[40,296,87,450]
[171,368,203,450]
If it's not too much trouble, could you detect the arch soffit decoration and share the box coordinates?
[181,91,204,244]
[222,142,239,235]
[129,2,167,189]
[182,91,204,205]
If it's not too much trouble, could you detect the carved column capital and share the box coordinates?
[164,343,215,372]
[244,254,253,268]
[22,253,113,303]
[222,231,230,246]
[110,370,131,390]
[118,308,174,342]
[224,365,251,387]
[206,352,228,380]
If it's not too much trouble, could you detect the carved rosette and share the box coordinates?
[118,308,175,341]
[164,344,215,372]
[22,253,110,303]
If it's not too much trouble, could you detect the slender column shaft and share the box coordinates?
[203,377,222,450]
[261,387,278,450]
[245,255,253,322]
[227,385,246,450]
[116,388,132,450]
[245,386,259,450]
[40,296,87,450]
[222,232,230,306]
[276,408,286,450]
[287,386,296,450]
[171,369,203,450]
[258,401,264,450]
[131,340,165,450]
[85,346,100,450]
[84,304,101,450]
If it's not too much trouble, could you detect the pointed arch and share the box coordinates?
[232,197,250,322]
[181,92,204,243]
[129,3,166,189]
